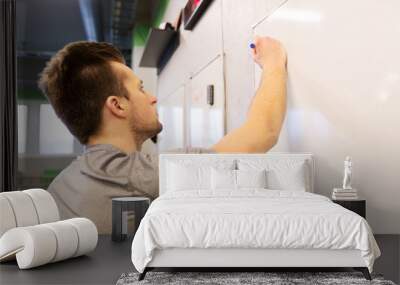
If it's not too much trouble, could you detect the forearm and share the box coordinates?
[245,66,287,146]
[211,67,286,153]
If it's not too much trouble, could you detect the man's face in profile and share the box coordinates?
[111,61,163,138]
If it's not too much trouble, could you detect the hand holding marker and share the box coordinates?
[250,36,287,70]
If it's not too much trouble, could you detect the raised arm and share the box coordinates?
[211,36,287,153]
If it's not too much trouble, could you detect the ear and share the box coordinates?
[104,96,128,118]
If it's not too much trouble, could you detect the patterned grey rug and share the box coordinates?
[116,271,396,285]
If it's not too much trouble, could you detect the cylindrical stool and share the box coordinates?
[111,197,150,242]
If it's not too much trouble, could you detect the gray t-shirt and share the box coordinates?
[47,144,214,234]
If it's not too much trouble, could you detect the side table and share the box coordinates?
[112,197,150,242]
[332,199,366,218]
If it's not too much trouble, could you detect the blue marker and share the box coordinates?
[250,43,256,49]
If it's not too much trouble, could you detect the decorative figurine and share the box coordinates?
[332,156,358,200]
[342,156,352,190]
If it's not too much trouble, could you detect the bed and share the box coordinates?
[131,153,381,280]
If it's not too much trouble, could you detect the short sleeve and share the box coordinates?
[126,152,159,199]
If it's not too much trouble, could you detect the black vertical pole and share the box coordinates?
[0,0,17,192]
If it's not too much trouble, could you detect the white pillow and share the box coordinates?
[238,159,308,191]
[236,169,267,189]
[267,164,306,191]
[211,168,236,190]
[167,162,211,191]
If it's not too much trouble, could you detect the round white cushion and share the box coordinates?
[0,191,39,227]
[65,218,98,257]
[0,218,98,269]
[23,189,59,223]
[0,189,59,237]
[0,225,57,269]
[42,221,79,262]
[0,196,17,237]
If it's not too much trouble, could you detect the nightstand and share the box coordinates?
[332,199,366,218]
[112,197,150,242]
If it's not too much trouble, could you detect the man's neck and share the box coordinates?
[86,133,146,154]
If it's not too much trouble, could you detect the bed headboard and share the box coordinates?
[159,153,314,195]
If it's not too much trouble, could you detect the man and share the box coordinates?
[39,36,287,233]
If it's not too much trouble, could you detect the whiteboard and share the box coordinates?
[157,85,185,151]
[187,55,225,148]
[253,0,400,233]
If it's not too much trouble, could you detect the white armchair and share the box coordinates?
[0,189,98,269]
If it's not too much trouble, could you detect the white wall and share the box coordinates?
[156,0,400,234]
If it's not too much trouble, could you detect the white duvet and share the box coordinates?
[131,190,380,273]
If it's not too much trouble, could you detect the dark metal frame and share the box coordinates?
[0,0,18,192]
[138,267,372,281]
[183,0,213,30]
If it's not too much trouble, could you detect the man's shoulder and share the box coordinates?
[162,147,216,154]
[47,145,214,193]
[47,158,80,191]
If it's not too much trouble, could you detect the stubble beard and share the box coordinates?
[130,117,163,142]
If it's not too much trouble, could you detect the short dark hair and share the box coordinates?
[38,41,127,144]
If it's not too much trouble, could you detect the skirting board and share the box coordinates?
[147,248,366,267]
